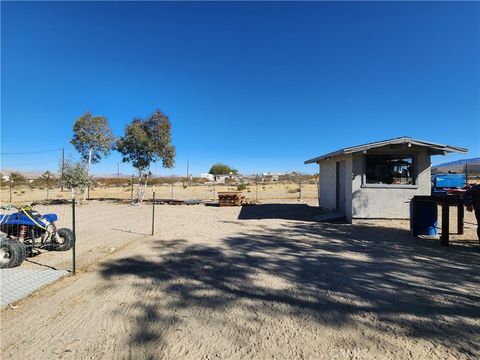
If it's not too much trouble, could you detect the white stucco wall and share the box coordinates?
[351,149,431,219]
[318,155,353,221]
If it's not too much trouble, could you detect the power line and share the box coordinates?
[0,148,63,155]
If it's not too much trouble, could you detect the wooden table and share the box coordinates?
[411,195,464,246]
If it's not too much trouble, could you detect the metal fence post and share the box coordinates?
[9,181,13,203]
[298,176,302,201]
[130,174,134,202]
[151,191,156,236]
[72,198,76,275]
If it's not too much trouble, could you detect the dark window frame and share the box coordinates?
[361,154,418,189]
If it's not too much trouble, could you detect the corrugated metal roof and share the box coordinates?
[304,136,468,164]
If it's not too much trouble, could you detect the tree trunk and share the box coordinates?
[140,170,150,203]
[83,148,93,201]
[136,169,143,203]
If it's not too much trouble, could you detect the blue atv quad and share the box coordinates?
[0,205,74,268]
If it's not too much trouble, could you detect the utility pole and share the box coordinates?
[61,148,65,191]
[255,174,259,202]
[186,159,189,186]
[117,163,120,179]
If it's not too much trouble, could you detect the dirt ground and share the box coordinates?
[1,200,479,360]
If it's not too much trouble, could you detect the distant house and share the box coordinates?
[200,173,238,183]
[213,174,238,183]
[200,173,215,181]
[261,172,284,182]
[305,137,467,222]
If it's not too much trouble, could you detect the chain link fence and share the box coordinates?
[0,195,153,271]
[1,175,319,267]
[0,174,319,305]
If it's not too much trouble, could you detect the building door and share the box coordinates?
[336,160,346,214]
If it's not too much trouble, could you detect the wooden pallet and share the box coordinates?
[218,191,245,207]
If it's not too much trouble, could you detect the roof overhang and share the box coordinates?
[304,137,468,164]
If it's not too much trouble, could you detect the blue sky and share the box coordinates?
[1,1,479,176]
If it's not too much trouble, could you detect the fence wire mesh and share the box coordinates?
[1,175,319,273]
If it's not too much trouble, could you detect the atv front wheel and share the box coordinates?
[0,239,26,268]
[52,228,74,251]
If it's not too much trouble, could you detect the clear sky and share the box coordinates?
[1,1,479,176]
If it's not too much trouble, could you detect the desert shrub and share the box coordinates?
[10,172,27,186]
[237,184,247,191]
[287,188,301,193]
[59,159,93,198]
[32,179,59,188]
[96,178,131,187]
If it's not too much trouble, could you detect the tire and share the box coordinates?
[0,239,26,268]
[52,228,74,251]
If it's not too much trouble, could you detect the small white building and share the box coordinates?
[305,137,467,222]
[213,174,238,183]
[200,173,215,181]
[261,172,285,181]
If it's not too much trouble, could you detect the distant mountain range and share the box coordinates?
[432,157,480,174]
[433,157,480,168]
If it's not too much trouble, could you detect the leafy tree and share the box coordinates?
[117,109,175,202]
[71,112,114,200]
[209,163,238,175]
[71,112,115,171]
[9,172,27,186]
[59,159,92,199]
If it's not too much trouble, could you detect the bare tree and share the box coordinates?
[41,171,55,200]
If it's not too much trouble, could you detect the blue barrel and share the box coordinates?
[410,201,438,236]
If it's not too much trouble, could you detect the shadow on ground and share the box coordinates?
[238,203,323,221]
[99,207,480,357]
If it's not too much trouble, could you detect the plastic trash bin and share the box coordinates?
[410,200,438,236]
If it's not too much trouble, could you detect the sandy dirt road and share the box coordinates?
[1,201,479,359]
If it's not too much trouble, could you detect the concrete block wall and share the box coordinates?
[318,155,353,221]
[351,149,431,219]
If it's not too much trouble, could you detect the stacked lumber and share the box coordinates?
[218,191,245,207]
